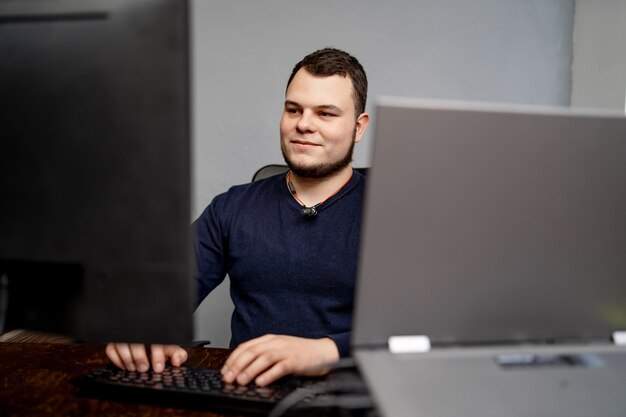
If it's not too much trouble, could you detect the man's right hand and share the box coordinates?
[105,343,188,373]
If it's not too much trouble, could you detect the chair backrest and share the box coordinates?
[252,165,290,182]
[252,164,369,182]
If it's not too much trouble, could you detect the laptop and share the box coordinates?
[352,98,626,417]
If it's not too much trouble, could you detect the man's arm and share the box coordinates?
[220,334,340,387]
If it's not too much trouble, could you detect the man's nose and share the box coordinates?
[296,110,316,133]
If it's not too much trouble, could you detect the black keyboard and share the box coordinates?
[73,365,325,414]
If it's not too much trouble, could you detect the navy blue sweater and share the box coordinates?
[193,170,365,357]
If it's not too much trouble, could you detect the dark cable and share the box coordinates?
[297,393,375,410]
[268,379,370,417]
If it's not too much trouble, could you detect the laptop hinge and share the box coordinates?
[612,331,626,346]
[388,335,431,353]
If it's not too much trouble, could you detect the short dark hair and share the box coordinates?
[286,48,368,116]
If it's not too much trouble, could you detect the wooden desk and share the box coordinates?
[0,342,237,417]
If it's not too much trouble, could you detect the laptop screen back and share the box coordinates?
[353,98,626,348]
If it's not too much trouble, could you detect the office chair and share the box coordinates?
[252,164,369,182]
[252,165,290,182]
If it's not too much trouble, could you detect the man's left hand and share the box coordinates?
[220,334,339,387]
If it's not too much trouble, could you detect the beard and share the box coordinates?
[282,130,357,179]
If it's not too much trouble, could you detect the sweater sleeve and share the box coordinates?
[193,198,228,308]
[328,331,352,358]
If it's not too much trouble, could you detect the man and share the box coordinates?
[106,47,370,387]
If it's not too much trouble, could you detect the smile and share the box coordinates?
[291,139,321,147]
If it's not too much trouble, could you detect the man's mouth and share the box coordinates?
[291,139,320,147]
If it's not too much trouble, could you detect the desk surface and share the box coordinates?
[0,342,234,417]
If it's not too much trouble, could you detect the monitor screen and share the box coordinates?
[0,0,194,344]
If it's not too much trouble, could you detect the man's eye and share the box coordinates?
[320,112,336,117]
[286,108,301,114]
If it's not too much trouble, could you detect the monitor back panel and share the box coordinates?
[0,0,193,344]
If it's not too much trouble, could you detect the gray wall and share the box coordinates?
[191,0,575,347]
[571,0,626,110]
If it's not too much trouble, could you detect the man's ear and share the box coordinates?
[354,112,370,143]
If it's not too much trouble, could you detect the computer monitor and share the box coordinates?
[0,0,194,344]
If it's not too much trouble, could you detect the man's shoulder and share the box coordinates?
[195,174,285,226]
[208,173,284,210]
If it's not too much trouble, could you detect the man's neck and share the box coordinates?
[288,165,354,207]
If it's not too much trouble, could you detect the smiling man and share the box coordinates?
[106,48,370,387]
